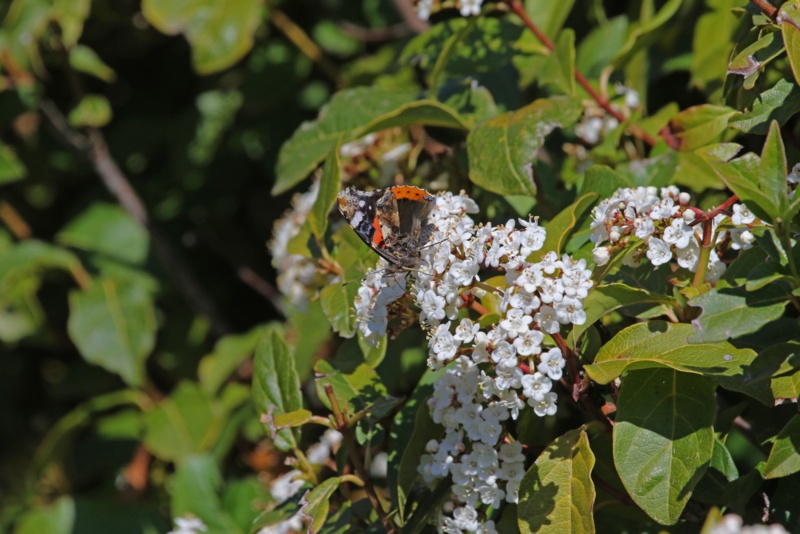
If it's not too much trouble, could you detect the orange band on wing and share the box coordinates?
[371,216,384,247]
[391,185,429,201]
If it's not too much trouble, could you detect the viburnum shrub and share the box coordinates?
[5,0,800,533]
[257,2,800,533]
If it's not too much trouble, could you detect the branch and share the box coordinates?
[508,0,662,148]
[41,100,231,337]
[751,0,778,20]
[270,10,340,84]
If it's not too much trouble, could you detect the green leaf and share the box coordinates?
[611,0,682,68]
[765,415,800,479]
[688,285,790,343]
[690,0,741,94]
[67,277,156,387]
[467,96,582,196]
[518,427,596,534]
[614,369,715,525]
[172,454,243,534]
[301,477,342,534]
[709,154,779,223]
[529,192,597,262]
[539,29,575,96]
[14,496,75,534]
[67,94,112,128]
[569,284,674,346]
[759,120,790,218]
[252,328,303,450]
[308,139,343,241]
[576,15,628,79]
[390,367,445,523]
[758,342,800,403]
[69,44,116,82]
[728,79,800,135]
[143,381,216,462]
[523,0,575,38]
[314,360,386,416]
[52,0,91,48]
[0,141,26,184]
[56,203,149,264]
[198,324,269,394]
[783,2,800,88]
[320,282,358,338]
[272,409,313,430]
[671,104,735,151]
[0,239,79,283]
[580,165,632,198]
[273,88,466,195]
[584,321,757,385]
[141,0,262,75]
[728,30,785,89]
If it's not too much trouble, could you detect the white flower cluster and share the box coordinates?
[417,0,483,20]
[590,186,758,282]
[269,181,322,308]
[258,429,343,534]
[168,517,207,534]
[355,192,593,530]
[709,514,789,534]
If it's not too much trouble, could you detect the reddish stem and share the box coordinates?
[751,0,778,19]
[508,0,662,148]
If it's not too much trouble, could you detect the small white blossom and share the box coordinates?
[731,203,756,225]
[168,517,208,534]
[646,237,672,266]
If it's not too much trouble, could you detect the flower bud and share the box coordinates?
[678,192,691,205]
[740,230,755,245]
[682,210,696,222]
[592,246,611,266]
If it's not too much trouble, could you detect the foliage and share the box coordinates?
[2,0,800,533]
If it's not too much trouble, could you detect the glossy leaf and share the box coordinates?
[252,328,303,450]
[576,15,628,79]
[539,29,575,96]
[314,360,386,415]
[765,415,800,479]
[614,369,715,525]
[690,0,741,93]
[518,427,596,534]
[585,321,757,385]
[580,165,632,198]
[320,282,358,338]
[728,79,800,135]
[56,203,149,264]
[273,88,466,195]
[759,120,790,218]
[671,105,735,151]
[142,0,262,75]
[709,154,779,223]
[688,285,789,343]
[300,477,342,534]
[569,284,674,345]
[308,139,342,241]
[783,2,800,88]
[67,277,156,387]
[467,96,582,196]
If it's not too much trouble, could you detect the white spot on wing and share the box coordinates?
[350,211,363,227]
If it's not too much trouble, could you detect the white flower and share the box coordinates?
[420,289,447,323]
[454,318,480,343]
[513,328,544,356]
[532,391,558,417]
[650,197,679,220]
[646,237,672,266]
[430,322,459,364]
[459,0,483,16]
[499,308,532,339]
[534,305,560,334]
[538,347,566,381]
[592,246,610,266]
[676,239,700,270]
[521,372,552,402]
[168,517,208,534]
[731,203,756,225]
[729,228,755,250]
[662,218,694,249]
[270,470,304,503]
[490,340,518,370]
[634,217,655,239]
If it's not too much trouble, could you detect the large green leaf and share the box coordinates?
[143,381,216,462]
[783,1,800,88]
[172,454,243,534]
[67,277,156,387]
[690,0,741,94]
[688,285,790,343]
[0,240,80,283]
[749,342,800,403]
[56,203,149,264]
[320,282,358,338]
[584,321,756,385]
[302,477,343,534]
[569,284,674,345]
[728,79,800,135]
[613,369,715,525]
[709,154,779,223]
[529,192,597,262]
[518,427,596,534]
[539,29,575,96]
[252,328,303,450]
[467,96,582,196]
[758,120,790,220]
[273,88,466,195]
[576,15,628,79]
[611,0,682,68]
[671,104,736,151]
[765,415,800,479]
[141,0,262,75]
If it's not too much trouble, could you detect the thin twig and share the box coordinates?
[270,10,340,83]
[237,266,286,317]
[751,0,778,20]
[508,0,662,148]
[0,200,32,239]
[40,100,230,337]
